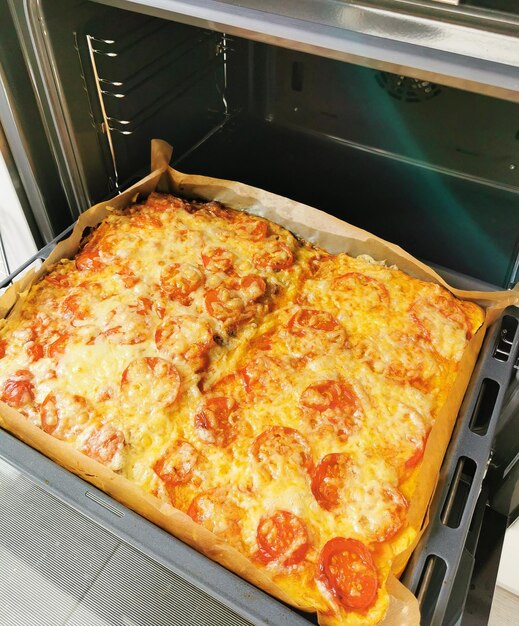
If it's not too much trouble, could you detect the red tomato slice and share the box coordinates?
[121,357,181,407]
[44,272,71,288]
[201,247,234,273]
[317,537,378,610]
[333,272,390,308]
[101,303,151,345]
[160,263,204,304]
[287,309,347,347]
[82,424,125,466]
[45,332,69,358]
[155,315,214,371]
[254,242,294,271]
[187,488,243,539]
[153,440,199,487]
[128,212,162,229]
[300,380,357,413]
[236,275,267,302]
[410,293,472,343]
[1,370,34,409]
[235,217,268,241]
[251,426,313,479]
[75,246,104,271]
[257,511,309,566]
[194,396,238,447]
[40,392,92,438]
[311,453,352,511]
[300,380,359,439]
[204,288,244,324]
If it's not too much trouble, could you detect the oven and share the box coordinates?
[0,1,518,625]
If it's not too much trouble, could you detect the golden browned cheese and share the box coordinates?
[0,193,484,626]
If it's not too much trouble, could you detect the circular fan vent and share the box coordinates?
[376,72,442,102]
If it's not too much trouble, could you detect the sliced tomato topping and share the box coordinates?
[301,380,357,413]
[0,339,6,359]
[82,424,125,466]
[153,440,199,487]
[40,392,92,438]
[188,488,242,539]
[254,241,294,271]
[194,396,238,447]
[160,263,204,304]
[100,303,151,345]
[1,370,34,409]
[121,357,180,407]
[333,272,390,308]
[44,272,71,288]
[235,217,268,241]
[405,433,428,469]
[45,332,69,358]
[257,511,309,566]
[287,309,347,347]
[204,288,244,324]
[25,342,43,362]
[75,246,104,271]
[236,275,267,302]
[317,538,378,610]
[311,453,351,511]
[410,293,473,343]
[62,294,89,325]
[201,247,234,273]
[128,212,162,229]
[251,426,313,479]
[155,315,214,371]
[300,380,359,439]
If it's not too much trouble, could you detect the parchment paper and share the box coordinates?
[0,139,517,626]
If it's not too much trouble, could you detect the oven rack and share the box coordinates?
[1,228,518,626]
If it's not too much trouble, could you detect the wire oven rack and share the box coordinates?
[0,227,518,626]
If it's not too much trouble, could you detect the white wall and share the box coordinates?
[0,151,37,279]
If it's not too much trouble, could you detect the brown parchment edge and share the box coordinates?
[0,138,517,626]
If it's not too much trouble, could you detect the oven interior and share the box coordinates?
[16,0,519,289]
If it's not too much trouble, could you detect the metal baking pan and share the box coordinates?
[1,225,518,626]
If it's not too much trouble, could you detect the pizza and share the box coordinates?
[0,192,484,625]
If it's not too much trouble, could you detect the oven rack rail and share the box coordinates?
[1,226,518,626]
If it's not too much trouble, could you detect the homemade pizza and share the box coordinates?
[0,192,484,625]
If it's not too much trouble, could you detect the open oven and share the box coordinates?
[0,1,518,625]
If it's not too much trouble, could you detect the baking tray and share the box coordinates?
[1,226,518,626]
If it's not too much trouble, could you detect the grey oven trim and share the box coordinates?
[92,0,519,101]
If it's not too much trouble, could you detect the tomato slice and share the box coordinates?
[0,339,6,359]
[82,424,125,467]
[160,263,204,304]
[287,309,347,347]
[194,396,238,447]
[40,392,92,438]
[44,272,71,288]
[45,332,69,358]
[155,315,214,371]
[1,370,34,409]
[254,242,294,271]
[257,511,309,566]
[187,488,243,540]
[153,440,199,487]
[251,426,313,479]
[300,380,359,439]
[204,288,244,325]
[235,217,268,241]
[333,273,390,308]
[311,453,352,511]
[201,247,234,273]
[410,293,473,345]
[121,357,181,407]
[236,275,267,302]
[317,538,378,610]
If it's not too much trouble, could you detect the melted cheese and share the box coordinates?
[0,192,485,626]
